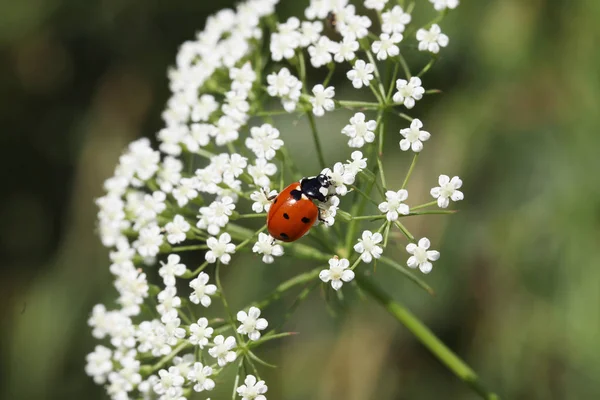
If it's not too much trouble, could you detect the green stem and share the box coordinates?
[411,200,438,211]
[253,268,322,309]
[171,244,208,252]
[386,62,400,101]
[336,100,381,109]
[394,221,415,241]
[401,153,419,190]
[356,275,499,400]
[306,112,327,170]
[397,53,412,79]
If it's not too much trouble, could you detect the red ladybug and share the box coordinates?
[267,174,331,242]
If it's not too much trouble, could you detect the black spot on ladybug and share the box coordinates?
[283,213,290,219]
[301,217,311,224]
[280,232,289,239]
[290,189,302,201]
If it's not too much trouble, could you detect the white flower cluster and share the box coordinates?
[88,0,464,397]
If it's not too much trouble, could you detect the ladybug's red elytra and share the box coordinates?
[267,174,331,242]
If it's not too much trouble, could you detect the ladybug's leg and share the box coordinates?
[317,207,328,224]
[263,187,277,201]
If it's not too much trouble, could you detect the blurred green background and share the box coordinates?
[1,0,599,399]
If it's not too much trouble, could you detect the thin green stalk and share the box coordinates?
[397,53,412,79]
[386,62,400,101]
[407,209,457,216]
[401,153,419,190]
[336,100,381,109]
[356,275,499,400]
[365,49,387,99]
[349,185,380,207]
[394,221,415,241]
[351,214,386,221]
[235,213,267,219]
[306,112,327,170]
[235,225,267,251]
[171,244,208,252]
[323,62,335,86]
[417,56,438,77]
[411,200,438,211]
[215,262,244,343]
[253,268,322,309]
[379,256,434,296]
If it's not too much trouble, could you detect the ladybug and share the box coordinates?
[267,174,331,242]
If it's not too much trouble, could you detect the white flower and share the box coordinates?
[430,175,464,208]
[85,345,113,384]
[354,231,383,263]
[158,156,183,193]
[266,68,295,97]
[308,36,334,68]
[197,197,236,235]
[347,59,374,89]
[319,257,355,291]
[159,254,186,287]
[246,124,284,160]
[191,94,218,122]
[270,32,297,61]
[365,0,388,11]
[393,77,425,109]
[135,191,166,224]
[172,354,195,379]
[223,90,250,123]
[189,272,217,307]
[153,367,184,396]
[406,237,440,273]
[237,375,268,400]
[165,215,190,245]
[213,115,240,146]
[270,17,301,61]
[172,177,198,207]
[230,61,256,92]
[416,24,449,54]
[157,286,181,315]
[319,195,340,226]
[299,20,323,47]
[338,14,372,40]
[158,310,186,346]
[237,306,269,341]
[322,162,354,196]
[372,33,402,60]
[399,119,430,152]
[341,112,377,148]
[344,151,368,176]
[382,6,411,34]
[378,189,410,221]
[208,335,237,367]
[189,317,214,348]
[135,224,163,257]
[248,158,277,188]
[221,153,248,183]
[252,233,284,264]
[332,37,359,62]
[187,362,215,392]
[430,0,459,11]
[206,233,236,264]
[310,84,335,117]
[250,188,277,213]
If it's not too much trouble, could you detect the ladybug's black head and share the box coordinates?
[317,174,331,188]
[300,174,331,203]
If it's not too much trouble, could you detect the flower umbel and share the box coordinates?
[87,2,485,399]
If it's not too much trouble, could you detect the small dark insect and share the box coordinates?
[326,11,337,29]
